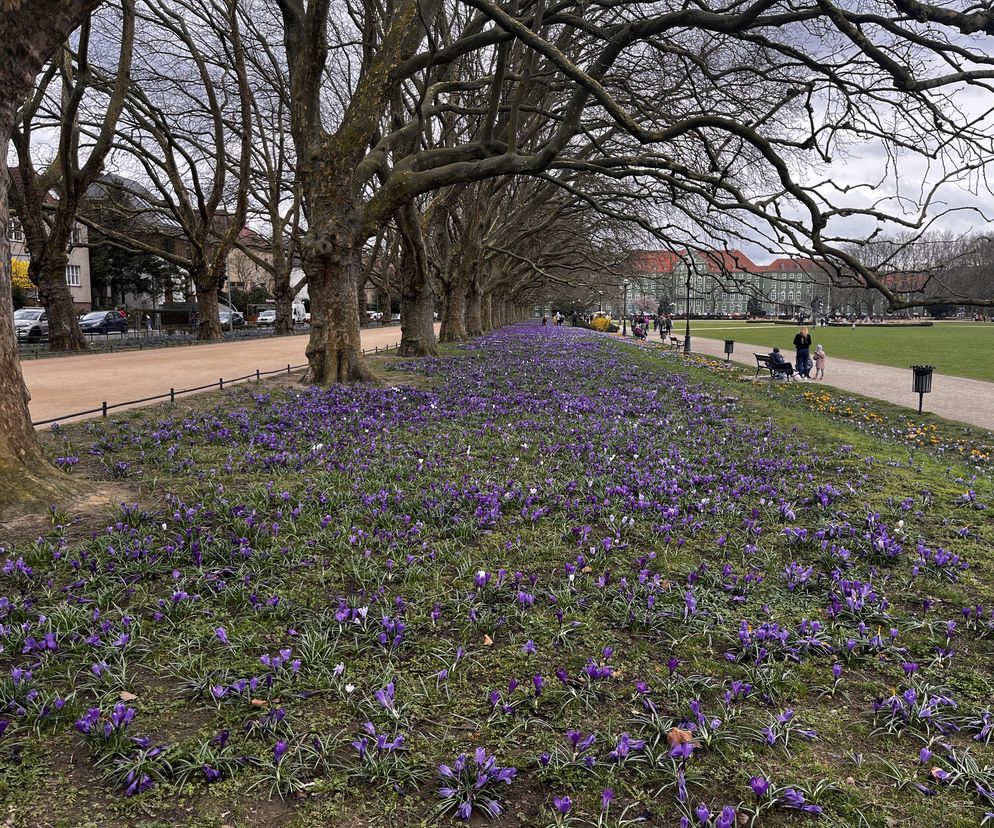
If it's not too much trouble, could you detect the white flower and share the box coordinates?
[344,683,356,694]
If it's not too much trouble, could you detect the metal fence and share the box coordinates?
[31,344,397,427]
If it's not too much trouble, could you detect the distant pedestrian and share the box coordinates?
[664,315,673,336]
[144,313,152,334]
[542,315,548,326]
[813,344,826,380]
[793,325,812,379]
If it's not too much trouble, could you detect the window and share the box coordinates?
[68,225,82,246]
[9,218,24,242]
[66,265,81,287]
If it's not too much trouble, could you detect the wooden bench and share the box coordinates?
[755,352,792,380]
[668,335,683,350]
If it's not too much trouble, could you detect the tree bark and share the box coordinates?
[439,280,469,342]
[396,204,437,357]
[482,293,494,331]
[274,276,294,336]
[195,283,223,341]
[303,195,374,384]
[465,276,483,337]
[358,276,369,327]
[35,251,88,350]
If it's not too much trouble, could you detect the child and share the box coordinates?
[813,344,826,380]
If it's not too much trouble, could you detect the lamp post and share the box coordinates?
[598,291,603,313]
[622,279,629,336]
[684,266,692,353]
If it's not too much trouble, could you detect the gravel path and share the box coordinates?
[653,331,994,432]
[23,325,438,427]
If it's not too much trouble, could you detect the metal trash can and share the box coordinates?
[911,364,934,414]
[723,340,735,362]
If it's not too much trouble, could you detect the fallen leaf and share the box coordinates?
[482,634,494,646]
[667,727,693,749]
[581,565,593,573]
[118,691,138,702]
[250,698,268,707]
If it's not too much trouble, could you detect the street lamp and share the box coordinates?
[598,291,603,312]
[622,279,630,336]
[684,265,692,354]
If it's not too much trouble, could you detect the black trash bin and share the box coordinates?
[723,340,735,362]
[911,364,934,414]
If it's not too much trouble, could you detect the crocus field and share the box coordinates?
[3,325,994,828]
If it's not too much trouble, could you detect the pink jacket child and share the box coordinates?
[813,344,826,379]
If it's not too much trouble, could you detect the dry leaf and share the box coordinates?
[482,634,494,646]
[667,727,693,749]
[581,565,593,573]
[250,698,268,707]
[118,691,138,702]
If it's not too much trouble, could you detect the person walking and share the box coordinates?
[793,325,812,379]
[664,314,673,336]
[813,344,826,380]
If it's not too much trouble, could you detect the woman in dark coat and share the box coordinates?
[793,326,812,379]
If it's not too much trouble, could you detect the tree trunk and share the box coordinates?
[0,103,71,515]
[35,253,88,351]
[274,276,294,336]
[465,277,483,337]
[396,205,437,357]
[358,277,369,327]
[439,280,468,342]
[303,225,372,385]
[193,267,223,341]
[482,294,493,331]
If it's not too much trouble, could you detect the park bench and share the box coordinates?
[668,335,684,350]
[755,352,792,380]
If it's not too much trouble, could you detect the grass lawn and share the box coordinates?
[688,320,994,383]
[2,327,993,827]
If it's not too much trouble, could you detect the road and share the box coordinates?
[23,325,438,427]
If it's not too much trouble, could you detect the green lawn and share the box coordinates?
[689,320,994,382]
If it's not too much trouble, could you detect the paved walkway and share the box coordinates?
[23,325,439,427]
[650,331,994,433]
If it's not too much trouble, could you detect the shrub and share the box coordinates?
[590,316,612,332]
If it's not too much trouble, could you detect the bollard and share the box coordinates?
[287,363,291,374]
[102,401,108,418]
[219,377,224,390]
[256,369,260,382]
[170,388,175,403]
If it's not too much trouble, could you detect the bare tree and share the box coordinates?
[9,0,134,351]
[80,0,252,341]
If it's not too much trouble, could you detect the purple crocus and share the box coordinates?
[749,776,770,798]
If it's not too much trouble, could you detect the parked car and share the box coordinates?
[256,309,277,326]
[14,307,48,342]
[219,308,245,328]
[366,310,383,322]
[80,310,128,335]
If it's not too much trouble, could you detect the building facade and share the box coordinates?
[8,217,92,310]
[630,249,840,317]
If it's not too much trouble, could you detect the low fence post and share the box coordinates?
[219,377,224,390]
[170,388,175,403]
[101,401,108,418]
[287,363,291,374]
[256,369,260,382]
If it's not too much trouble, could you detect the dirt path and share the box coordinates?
[24,325,439,427]
[666,332,994,433]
